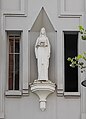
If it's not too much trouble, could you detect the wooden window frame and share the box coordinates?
[5,31,22,97]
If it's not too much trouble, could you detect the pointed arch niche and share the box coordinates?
[29,7,57,83]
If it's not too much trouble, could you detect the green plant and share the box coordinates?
[79,26,86,40]
[67,26,86,72]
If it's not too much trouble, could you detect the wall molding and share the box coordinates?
[1,0,27,17]
[59,0,85,18]
[0,0,28,118]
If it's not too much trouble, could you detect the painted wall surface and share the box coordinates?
[5,94,80,119]
[0,0,86,119]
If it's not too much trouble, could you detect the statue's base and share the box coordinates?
[30,80,56,111]
[38,79,48,81]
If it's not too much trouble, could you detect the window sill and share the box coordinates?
[0,112,4,119]
[5,90,22,97]
[64,92,80,97]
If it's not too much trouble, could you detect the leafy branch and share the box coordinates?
[67,26,86,72]
[79,26,86,40]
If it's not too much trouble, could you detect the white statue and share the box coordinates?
[35,27,50,80]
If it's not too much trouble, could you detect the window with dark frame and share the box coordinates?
[8,32,20,90]
[64,32,78,92]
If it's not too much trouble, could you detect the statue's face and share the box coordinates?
[41,28,45,35]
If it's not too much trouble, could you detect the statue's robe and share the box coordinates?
[35,35,50,80]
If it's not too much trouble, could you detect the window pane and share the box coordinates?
[8,32,20,90]
[9,54,14,90]
[9,39,14,53]
[15,39,20,53]
[64,32,78,92]
[15,54,19,90]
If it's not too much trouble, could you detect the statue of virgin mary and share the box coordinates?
[35,27,50,80]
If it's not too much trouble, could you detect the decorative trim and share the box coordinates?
[22,29,29,95]
[0,113,4,119]
[22,89,29,96]
[0,32,5,118]
[58,14,82,18]
[57,88,64,97]
[64,92,80,97]
[85,0,86,12]
[30,80,56,111]
[5,91,22,97]
[5,29,23,31]
[59,0,84,18]
[1,0,28,17]
[81,113,86,119]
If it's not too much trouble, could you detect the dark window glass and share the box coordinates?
[64,32,78,92]
[8,33,20,90]
[9,54,14,90]
[15,39,20,53]
[9,39,14,53]
[15,54,19,90]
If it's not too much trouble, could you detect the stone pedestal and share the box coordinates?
[30,80,56,111]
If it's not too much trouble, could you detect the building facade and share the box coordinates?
[0,0,86,119]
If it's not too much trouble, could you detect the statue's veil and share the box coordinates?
[40,27,46,37]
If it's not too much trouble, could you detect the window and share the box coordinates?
[64,32,78,92]
[8,32,21,90]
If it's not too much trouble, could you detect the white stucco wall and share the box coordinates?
[0,0,86,119]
